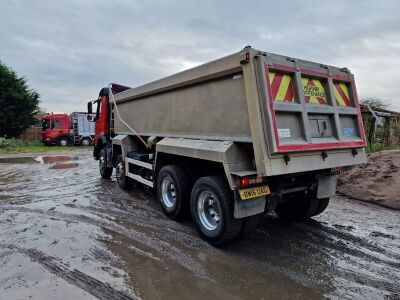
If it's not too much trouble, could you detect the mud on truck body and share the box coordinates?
[88,46,367,245]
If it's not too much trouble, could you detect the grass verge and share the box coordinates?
[0,138,89,154]
[366,143,400,153]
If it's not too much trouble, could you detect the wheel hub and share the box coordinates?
[197,191,220,231]
[99,156,105,171]
[161,176,176,208]
[116,162,124,182]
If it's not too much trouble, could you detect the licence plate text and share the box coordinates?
[239,186,270,200]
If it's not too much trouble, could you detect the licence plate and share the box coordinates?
[239,185,270,200]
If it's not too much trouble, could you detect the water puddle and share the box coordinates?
[0,156,80,169]
[49,162,79,169]
[0,157,39,164]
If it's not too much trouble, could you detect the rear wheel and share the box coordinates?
[58,137,69,146]
[157,165,190,219]
[191,176,242,245]
[81,138,91,146]
[99,148,113,179]
[312,198,330,216]
[115,154,132,190]
[276,191,330,221]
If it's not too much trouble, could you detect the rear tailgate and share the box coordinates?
[263,55,366,154]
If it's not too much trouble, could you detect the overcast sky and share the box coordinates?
[1,0,399,113]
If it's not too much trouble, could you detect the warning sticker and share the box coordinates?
[278,128,291,138]
[301,77,327,104]
[343,127,356,137]
[303,85,325,98]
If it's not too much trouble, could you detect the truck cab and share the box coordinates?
[89,85,131,159]
[41,113,71,146]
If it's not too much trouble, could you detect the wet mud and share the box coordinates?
[0,151,399,299]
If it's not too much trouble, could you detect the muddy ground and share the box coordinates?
[338,150,400,210]
[0,149,399,300]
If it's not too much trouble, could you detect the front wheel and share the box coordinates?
[81,138,91,146]
[99,148,113,179]
[190,176,242,246]
[58,137,69,146]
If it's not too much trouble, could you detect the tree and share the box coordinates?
[0,61,40,137]
[361,97,389,110]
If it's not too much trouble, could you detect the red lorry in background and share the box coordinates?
[41,112,95,146]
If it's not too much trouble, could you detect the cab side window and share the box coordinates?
[52,120,61,129]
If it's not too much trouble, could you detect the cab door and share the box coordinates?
[94,95,110,146]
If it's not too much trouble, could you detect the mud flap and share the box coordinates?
[234,191,266,219]
[317,175,337,199]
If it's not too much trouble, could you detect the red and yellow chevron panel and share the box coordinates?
[301,77,327,105]
[334,82,352,106]
[269,72,295,102]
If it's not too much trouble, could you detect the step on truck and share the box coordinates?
[88,46,367,245]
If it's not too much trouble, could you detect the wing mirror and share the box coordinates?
[87,101,93,114]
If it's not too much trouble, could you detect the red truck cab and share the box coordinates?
[41,113,71,146]
[89,85,131,159]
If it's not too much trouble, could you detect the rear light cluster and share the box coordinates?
[239,176,265,187]
[330,167,346,175]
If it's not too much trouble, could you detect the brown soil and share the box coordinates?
[338,150,400,210]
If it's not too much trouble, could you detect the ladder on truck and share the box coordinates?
[72,115,80,145]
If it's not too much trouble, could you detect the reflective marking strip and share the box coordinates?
[269,72,295,102]
[334,83,351,106]
[276,75,291,100]
[269,72,276,84]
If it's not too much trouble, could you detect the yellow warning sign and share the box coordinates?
[302,77,327,104]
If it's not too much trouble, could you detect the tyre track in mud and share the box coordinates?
[0,204,209,279]
[0,245,138,300]
[285,221,399,294]
[1,152,400,299]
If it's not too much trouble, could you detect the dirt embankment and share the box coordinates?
[338,150,400,210]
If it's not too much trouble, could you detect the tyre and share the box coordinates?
[190,176,242,245]
[276,192,330,221]
[99,148,113,179]
[81,138,91,146]
[115,154,132,190]
[157,165,190,219]
[58,137,69,146]
[312,198,330,216]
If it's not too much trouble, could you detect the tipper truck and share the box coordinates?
[42,112,95,146]
[88,46,367,245]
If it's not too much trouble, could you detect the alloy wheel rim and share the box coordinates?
[161,176,176,208]
[116,162,124,182]
[197,191,221,231]
[99,155,105,172]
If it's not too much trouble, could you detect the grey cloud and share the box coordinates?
[1,0,399,112]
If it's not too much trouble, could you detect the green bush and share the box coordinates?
[0,137,41,149]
